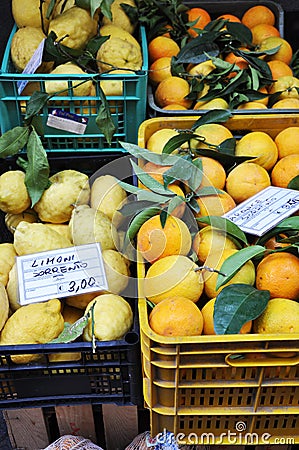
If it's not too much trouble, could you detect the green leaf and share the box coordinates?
[118,200,159,217]
[166,195,185,216]
[197,186,223,197]
[130,160,174,196]
[176,40,219,64]
[0,127,30,158]
[25,92,50,121]
[95,85,116,145]
[161,156,203,192]
[46,0,56,19]
[196,215,248,246]
[191,110,233,130]
[218,137,236,155]
[216,245,265,290]
[226,22,252,46]
[214,284,270,334]
[91,0,107,18]
[43,31,84,65]
[24,129,50,207]
[75,0,91,9]
[119,141,178,166]
[162,131,198,154]
[256,216,299,246]
[123,207,161,249]
[50,315,89,343]
[288,175,299,190]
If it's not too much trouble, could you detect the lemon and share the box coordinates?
[12,0,51,30]
[45,62,93,97]
[48,6,98,49]
[90,174,127,222]
[0,244,17,287]
[83,294,133,341]
[69,205,118,250]
[13,221,72,256]
[5,209,38,234]
[101,0,137,34]
[0,171,31,214]
[0,283,9,332]
[97,37,143,73]
[34,169,90,223]
[0,299,64,364]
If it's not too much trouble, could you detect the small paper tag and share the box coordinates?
[17,38,45,95]
[16,243,108,306]
[223,186,299,236]
[47,108,88,134]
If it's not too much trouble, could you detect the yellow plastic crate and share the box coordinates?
[137,114,299,445]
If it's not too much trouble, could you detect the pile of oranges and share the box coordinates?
[148,4,299,111]
[134,119,299,338]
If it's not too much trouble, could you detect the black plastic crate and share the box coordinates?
[0,152,142,409]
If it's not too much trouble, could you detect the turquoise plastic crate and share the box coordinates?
[0,25,148,152]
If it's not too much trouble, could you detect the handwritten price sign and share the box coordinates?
[16,243,108,306]
[223,186,299,236]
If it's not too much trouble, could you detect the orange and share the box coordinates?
[253,298,299,334]
[224,48,249,70]
[272,98,299,109]
[192,123,234,151]
[162,104,188,110]
[216,14,241,23]
[267,60,293,80]
[201,297,252,335]
[268,75,299,100]
[241,5,275,29]
[146,128,179,153]
[186,7,211,37]
[149,56,172,85]
[250,23,280,46]
[274,127,299,158]
[137,214,191,263]
[203,248,256,299]
[258,36,293,65]
[271,154,299,188]
[237,101,268,110]
[188,59,216,78]
[192,156,226,190]
[149,296,203,336]
[195,189,236,219]
[142,161,179,184]
[143,254,204,304]
[148,36,180,63]
[154,76,192,108]
[235,131,278,171]
[256,252,299,300]
[225,162,271,204]
[192,225,239,264]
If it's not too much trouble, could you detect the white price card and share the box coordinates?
[223,186,299,236]
[16,243,108,306]
[47,109,88,134]
[17,38,45,94]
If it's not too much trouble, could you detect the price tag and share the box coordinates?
[223,186,299,236]
[16,243,108,306]
[17,38,45,95]
[47,109,88,134]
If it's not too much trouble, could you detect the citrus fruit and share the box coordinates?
[192,226,239,264]
[235,131,278,170]
[274,127,299,158]
[217,14,241,23]
[225,162,271,204]
[194,98,229,110]
[258,37,293,65]
[148,36,180,63]
[162,104,188,110]
[256,252,299,300]
[201,297,252,335]
[192,156,226,190]
[271,98,299,109]
[143,254,204,304]
[271,154,299,188]
[149,296,203,336]
[186,7,211,37]
[154,76,192,108]
[224,48,249,70]
[195,190,236,218]
[0,170,30,215]
[192,123,233,150]
[188,60,216,77]
[253,298,299,334]
[203,249,256,299]
[137,214,191,263]
[250,23,280,46]
[149,56,172,84]
[268,75,299,99]
[237,102,268,110]
[146,128,179,153]
[267,60,293,80]
[241,5,275,29]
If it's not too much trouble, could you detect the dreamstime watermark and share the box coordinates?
[146,422,295,446]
